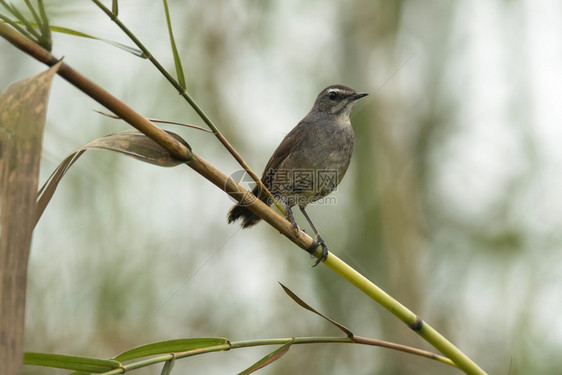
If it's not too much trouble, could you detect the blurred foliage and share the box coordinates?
[1,0,561,374]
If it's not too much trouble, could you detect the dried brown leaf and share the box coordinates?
[279,282,354,338]
[0,62,62,374]
[237,340,293,375]
[34,130,189,226]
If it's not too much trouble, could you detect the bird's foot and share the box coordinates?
[307,235,328,267]
[285,207,300,235]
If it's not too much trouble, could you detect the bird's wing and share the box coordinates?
[261,121,307,182]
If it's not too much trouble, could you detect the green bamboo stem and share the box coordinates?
[323,252,485,374]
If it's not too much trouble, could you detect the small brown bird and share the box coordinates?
[228,85,368,265]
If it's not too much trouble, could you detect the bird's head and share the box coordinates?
[311,85,368,118]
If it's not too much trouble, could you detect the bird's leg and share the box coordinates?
[299,206,328,266]
[285,206,300,235]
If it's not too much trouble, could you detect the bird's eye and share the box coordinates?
[328,91,338,100]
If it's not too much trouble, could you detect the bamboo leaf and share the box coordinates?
[34,150,84,227]
[0,62,61,374]
[36,0,52,50]
[34,130,190,226]
[113,338,228,362]
[160,357,175,375]
[279,283,354,338]
[15,4,42,41]
[24,353,120,373]
[1,1,39,39]
[47,24,144,57]
[1,0,50,49]
[6,19,144,57]
[163,0,186,88]
[0,13,34,40]
[237,340,293,375]
[23,0,42,30]
[80,130,190,166]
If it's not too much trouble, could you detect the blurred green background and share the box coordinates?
[2,0,562,374]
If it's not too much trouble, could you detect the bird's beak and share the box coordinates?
[353,92,369,100]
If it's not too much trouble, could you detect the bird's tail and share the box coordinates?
[227,186,270,228]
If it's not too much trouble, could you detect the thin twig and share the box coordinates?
[76,336,456,374]
[90,0,286,216]
[93,110,214,133]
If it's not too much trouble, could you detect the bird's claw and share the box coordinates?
[307,236,328,267]
[285,208,300,235]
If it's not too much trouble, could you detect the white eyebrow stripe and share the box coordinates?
[328,88,353,96]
